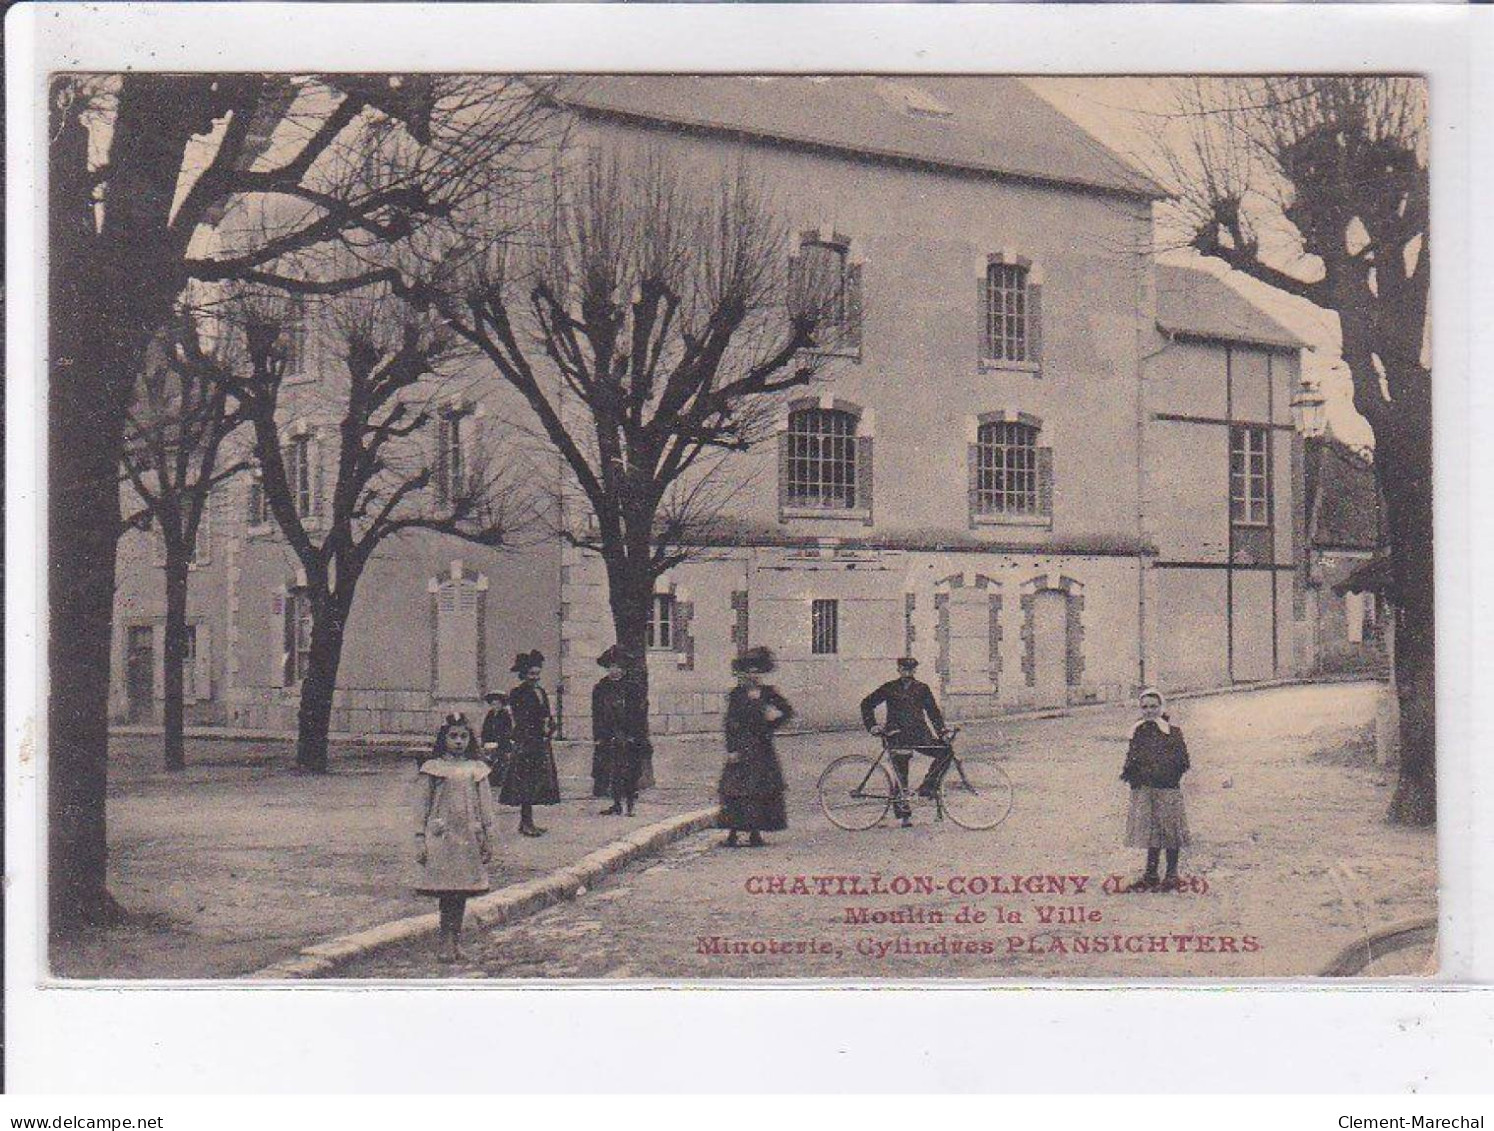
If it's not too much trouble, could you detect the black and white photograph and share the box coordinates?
[7,0,1492,1101]
[35,65,1441,982]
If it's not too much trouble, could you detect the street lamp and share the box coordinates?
[1291,381,1327,437]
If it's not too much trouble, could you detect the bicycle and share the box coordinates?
[817,726,1014,831]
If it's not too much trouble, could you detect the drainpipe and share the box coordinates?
[1135,238,1173,692]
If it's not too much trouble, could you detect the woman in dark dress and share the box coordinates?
[718,646,794,848]
[498,650,561,837]
[592,645,646,817]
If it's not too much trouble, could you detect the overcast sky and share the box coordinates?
[1024,77,1373,449]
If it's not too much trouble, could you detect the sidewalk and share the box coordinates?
[53,736,722,979]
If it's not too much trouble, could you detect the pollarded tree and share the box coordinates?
[416,150,847,761]
[220,291,538,772]
[119,319,251,772]
[1160,77,1433,824]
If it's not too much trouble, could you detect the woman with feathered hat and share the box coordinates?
[498,650,561,837]
[591,644,651,817]
[718,646,794,848]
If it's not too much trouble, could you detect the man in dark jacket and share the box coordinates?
[860,657,954,826]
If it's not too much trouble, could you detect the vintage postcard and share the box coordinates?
[31,56,1442,986]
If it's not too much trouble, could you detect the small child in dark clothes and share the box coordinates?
[1120,687,1191,892]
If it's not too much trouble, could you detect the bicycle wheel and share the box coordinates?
[818,755,894,831]
[939,756,1014,831]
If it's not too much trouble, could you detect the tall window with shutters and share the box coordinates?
[790,232,863,355]
[280,587,314,687]
[284,436,315,519]
[435,408,470,509]
[785,407,859,510]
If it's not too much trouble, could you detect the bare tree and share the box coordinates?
[1159,77,1433,824]
[119,320,250,772]
[49,72,555,924]
[415,151,845,755]
[221,291,537,772]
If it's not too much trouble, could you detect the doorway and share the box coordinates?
[1031,589,1069,707]
[125,625,154,723]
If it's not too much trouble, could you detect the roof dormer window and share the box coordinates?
[873,80,955,120]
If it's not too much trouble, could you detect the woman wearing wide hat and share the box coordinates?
[591,645,650,817]
[718,646,794,848]
[498,650,561,837]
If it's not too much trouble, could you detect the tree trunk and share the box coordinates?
[295,594,351,773]
[161,553,191,772]
[607,560,655,756]
[49,405,130,930]
[1378,410,1436,826]
[48,76,199,929]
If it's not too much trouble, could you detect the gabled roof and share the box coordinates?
[555,76,1164,201]
[1156,264,1308,352]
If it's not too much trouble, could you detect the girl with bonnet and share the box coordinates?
[415,713,498,962]
[1120,687,1192,892]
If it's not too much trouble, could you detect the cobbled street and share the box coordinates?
[341,681,1435,980]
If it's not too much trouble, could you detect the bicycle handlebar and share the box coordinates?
[880,725,960,742]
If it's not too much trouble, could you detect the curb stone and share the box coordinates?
[247,806,720,979]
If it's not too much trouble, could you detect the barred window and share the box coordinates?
[1230,426,1270,525]
[811,599,839,655]
[985,263,1030,363]
[787,408,858,509]
[974,420,1039,515]
[648,592,676,651]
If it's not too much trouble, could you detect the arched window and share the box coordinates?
[975,419,1040,516]
[786,407,859,509]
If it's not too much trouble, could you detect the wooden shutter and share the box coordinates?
[855,434,874,523]
[1028,282,1043,371]
[1037,445,1054,518]
[978,273,993,361]
[152,624,165,700]
[194,625,213,702]
[192,498,212,565]
[844,262,863,352]
[275,592,293,687]
[730,590,750,655]
[675,599,695,670]
[247,479,264,525]
[777,430,790,518]
[310,434,325,519]
[967,442,980,526]
[435,415,451,506]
